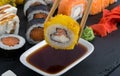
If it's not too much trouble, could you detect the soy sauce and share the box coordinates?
[26,43,88,74]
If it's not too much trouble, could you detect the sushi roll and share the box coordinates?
[0,4,17,14]
[26,19,44,44]
[24,0,47,16]
[44,14,80,50]
[26,4,49,21]
[90,0,102,15]
[0,12,20,36]
[58,0,87,20]
[24,0,49,44]
[0,34,25,50]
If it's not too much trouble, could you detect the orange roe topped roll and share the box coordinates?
[58,0,87,20]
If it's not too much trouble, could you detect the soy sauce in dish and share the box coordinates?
[26,43,88,74]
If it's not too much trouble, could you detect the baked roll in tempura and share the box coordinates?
[44,14,80,50]
[26,19,44,44]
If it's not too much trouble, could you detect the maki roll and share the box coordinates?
[24,0,49,44]
[0,4,17,14]
[0,12,20,36]
[24,0,47,16]
[27,4,49,21]
[26,19,44,44]
[26,25,44,44]
[0,34,25,50]
[58,0,87,20]
[44,14,80,50]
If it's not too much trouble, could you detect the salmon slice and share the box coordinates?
[90,0,102,15]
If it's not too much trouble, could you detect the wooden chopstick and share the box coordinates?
[44,0,61,23]
[78,0,93,39]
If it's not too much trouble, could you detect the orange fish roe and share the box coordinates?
[1,37,19,46]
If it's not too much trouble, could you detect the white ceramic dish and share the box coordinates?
[20,38,94,76]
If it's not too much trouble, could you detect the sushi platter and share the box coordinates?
[0,0,120,76]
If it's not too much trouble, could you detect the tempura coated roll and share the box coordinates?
[44,14,80,50]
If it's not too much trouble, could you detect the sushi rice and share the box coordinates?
[26,24,44,44]
[44,14,80,50]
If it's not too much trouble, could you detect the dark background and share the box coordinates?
[0,1,120,76]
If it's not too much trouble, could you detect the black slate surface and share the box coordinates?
[0,1,120,76]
